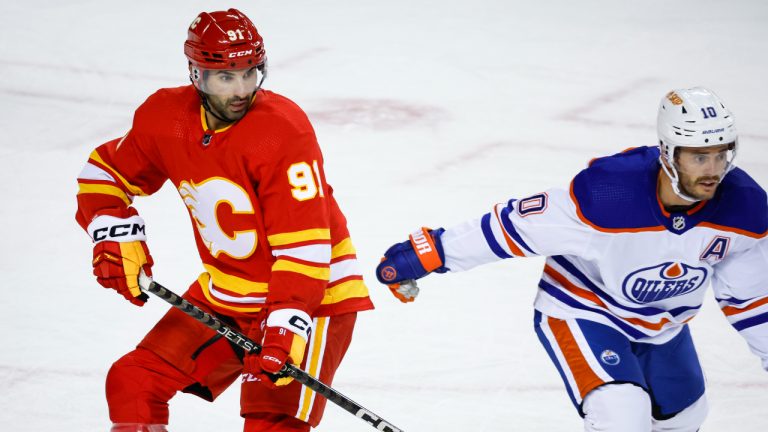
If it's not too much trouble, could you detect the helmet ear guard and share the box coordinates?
[657,87,738,202]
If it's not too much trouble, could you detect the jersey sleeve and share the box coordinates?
[442,188,595,272]
[711,238,768,371]
[257,124,331,315]
[75,97,168,233]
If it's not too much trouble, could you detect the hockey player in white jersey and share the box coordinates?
[376,87,768,431]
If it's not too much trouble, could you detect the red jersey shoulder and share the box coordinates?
[243,90,315,136]
[232,90,321,161]
[133,85,199,134]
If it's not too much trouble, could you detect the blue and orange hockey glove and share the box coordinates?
[245,308,312,389]
[88,210,153,306]
[376,227,447,303]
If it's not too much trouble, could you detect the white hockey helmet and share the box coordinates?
[657,87,738,202]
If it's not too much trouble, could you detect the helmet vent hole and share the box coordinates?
[719,137,724,141]
[704,138,709,143]
[681,106,688,114]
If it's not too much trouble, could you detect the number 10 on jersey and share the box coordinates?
[288,160,325,201]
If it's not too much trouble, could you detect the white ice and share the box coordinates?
[1,1,767,431]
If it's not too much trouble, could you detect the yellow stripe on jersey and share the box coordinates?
[203,264,269,295]
[88,150,148,197]
[267,229,331,247]
[197,273,264,313]
[331,237,357,258]
[321,279,369,305]
[298,316,328,421]
[77,183,132,206]
[272,259,330,280]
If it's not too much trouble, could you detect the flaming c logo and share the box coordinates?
[622,262,707,304]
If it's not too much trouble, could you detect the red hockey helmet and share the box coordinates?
[184,9,266,70]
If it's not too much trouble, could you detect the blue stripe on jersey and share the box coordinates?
[481,212,513,259]
[732,311,768,331]
[715,295,754,306]
[499,200,537,255]
[533,310,581,409]
[539,279,648,339]
[552,256,702,318]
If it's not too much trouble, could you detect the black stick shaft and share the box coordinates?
[141,277,404,432]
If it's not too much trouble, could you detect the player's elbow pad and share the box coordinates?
[376,227,447,284]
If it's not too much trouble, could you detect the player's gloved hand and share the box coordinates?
[376,227,447,303]
[245,308,312,389]
[88,211,153,306]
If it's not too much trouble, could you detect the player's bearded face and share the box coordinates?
[198,67,264,122]
[674,145,732,201]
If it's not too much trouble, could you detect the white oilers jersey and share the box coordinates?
[441,147,768,358]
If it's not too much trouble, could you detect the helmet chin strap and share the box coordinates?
[659,157,700,203]
[190,69,266,128]
[197,90,241,125]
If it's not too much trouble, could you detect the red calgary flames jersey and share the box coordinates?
[76,85,373,318]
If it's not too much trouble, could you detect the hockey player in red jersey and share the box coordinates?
[377,88,768,431]
[75,9,373,432]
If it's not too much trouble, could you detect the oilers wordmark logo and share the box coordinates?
[622,262,707,304]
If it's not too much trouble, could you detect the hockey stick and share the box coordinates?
[137,273,404,432]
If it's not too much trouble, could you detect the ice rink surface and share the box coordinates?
[1,0,767,430]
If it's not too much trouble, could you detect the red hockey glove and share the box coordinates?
[376,227,447,303]
[88,213,153,306]
[245,308,312,389]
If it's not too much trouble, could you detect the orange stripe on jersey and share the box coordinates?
[267,229,331,247]
[656,191,671,218]
[77,183,132,206]
[88,150,148,197]
[544,265,604,306]
[547,317,604,398]
[569,181,666,233]
[698,222,767,239]
[492,205,525,257]
[722,296,768,316]
[544,265,682,331]
[686,200,708,215]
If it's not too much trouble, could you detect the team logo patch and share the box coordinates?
[600,350,620,366]
[380,266,397,282]
[622,262,707,304]
[666,91,683,105]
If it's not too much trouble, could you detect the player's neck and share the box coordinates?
[657,170,698,208]
[204,111,234,131]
